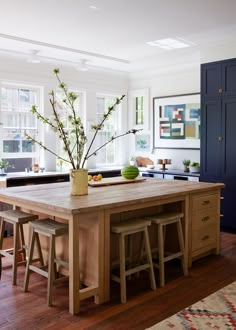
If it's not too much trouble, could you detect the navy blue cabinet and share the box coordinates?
[201,59,236,230]
[201,59,236,99]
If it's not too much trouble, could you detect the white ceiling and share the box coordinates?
[1,0,236,73]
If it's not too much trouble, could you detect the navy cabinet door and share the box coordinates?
[200,99,222,181]
[201,62,222,99]
[222,60,236,97]
[221,97,236,180]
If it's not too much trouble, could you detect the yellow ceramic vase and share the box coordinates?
[70,169,88,196]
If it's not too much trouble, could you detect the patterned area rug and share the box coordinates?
[147,281,236,330]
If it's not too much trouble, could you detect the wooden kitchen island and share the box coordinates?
[0,178,224,315]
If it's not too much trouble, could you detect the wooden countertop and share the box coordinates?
[0,179,224,215]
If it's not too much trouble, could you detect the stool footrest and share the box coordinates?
[125,263,152,277]
[29,265,48,278]
[0,249,14,258]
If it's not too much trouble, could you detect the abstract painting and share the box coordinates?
[153,93,200,149]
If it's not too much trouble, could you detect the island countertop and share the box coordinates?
[0,179,224,215]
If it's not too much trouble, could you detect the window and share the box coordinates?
[0,83,41,171]
[95,95,121,165]
[135,96,144,125]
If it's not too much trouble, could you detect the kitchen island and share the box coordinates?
[0,179,224,315]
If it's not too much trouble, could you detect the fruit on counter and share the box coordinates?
[121,165,139,179]
[88,174,103,181]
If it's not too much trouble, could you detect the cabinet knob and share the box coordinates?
[218,136,223,141]
[202,200,210,205]
[201,216,210,222]
[201,235,209,241]
[218,88,223,93]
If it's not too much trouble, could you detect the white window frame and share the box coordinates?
[95,93,122,167]
[0,81,43,161]
[128,88,149,130]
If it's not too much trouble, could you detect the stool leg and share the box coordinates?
[0,219,5,280]
[19,224,26,263]
[176,220,188,276]
[143,227,156,290]
[12,223,20,285]
[158,224,165,287]
[47,234,55,307]
[35,233,44,267]
[23,230,36,292]
[119,233,126,304]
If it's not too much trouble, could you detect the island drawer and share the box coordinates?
[192,208,217,230]
[192,193,218,211]
[192,224,217,251]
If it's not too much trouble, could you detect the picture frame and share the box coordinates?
[135,134,151,152]
[153,93,200,150]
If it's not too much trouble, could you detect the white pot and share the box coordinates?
[189,166,200,173]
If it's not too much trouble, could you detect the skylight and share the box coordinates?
[146,38,190,50]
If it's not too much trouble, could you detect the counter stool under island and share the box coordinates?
[145,212,188,287]
[111,218,156,303]
[0,210,38,285]
[23,218,69,307]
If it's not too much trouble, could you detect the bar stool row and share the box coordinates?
[0,209,188,307]
[0,210,68,306]
[110,211,188,303]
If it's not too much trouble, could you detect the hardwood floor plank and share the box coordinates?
[0,231,235,329]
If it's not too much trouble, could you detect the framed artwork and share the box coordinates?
[153,93,200,149]
[135,134,150,151]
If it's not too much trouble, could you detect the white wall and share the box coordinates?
[128,62,201,170]
[0,55,129,170]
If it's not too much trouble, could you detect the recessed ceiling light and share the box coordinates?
[146,38,190,50]
[76,59,89,72]
[89,5,99,10]
[27,49,41,63]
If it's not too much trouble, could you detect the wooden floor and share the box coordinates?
[0,231,236,330]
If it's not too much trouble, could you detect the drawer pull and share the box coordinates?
[201,235,209,241]
[202,200,210,205]
[201,216,210,222]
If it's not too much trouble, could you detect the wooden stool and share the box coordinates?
[145,212,188,287]
[23,218,69,307]
[0,210,38,285]
[111,218,156,304]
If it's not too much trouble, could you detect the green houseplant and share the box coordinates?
[0,159,14,175]
[25,68,140,195]
[182,159,191,172]
[189,162,200,173]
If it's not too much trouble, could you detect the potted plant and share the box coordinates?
[0,159,13,175]
[129,156,136,166]
[182,159,191,172]
[25,68,141,195]
[189,162,200,173]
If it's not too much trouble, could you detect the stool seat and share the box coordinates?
[23,218,69,307]
[145,212,188,287]
[30,219,68,236]
[0,210,38,224]
[0,210,38,285]
[111,218,156,304]
[146,212,184,223]
[111,218,151,234]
